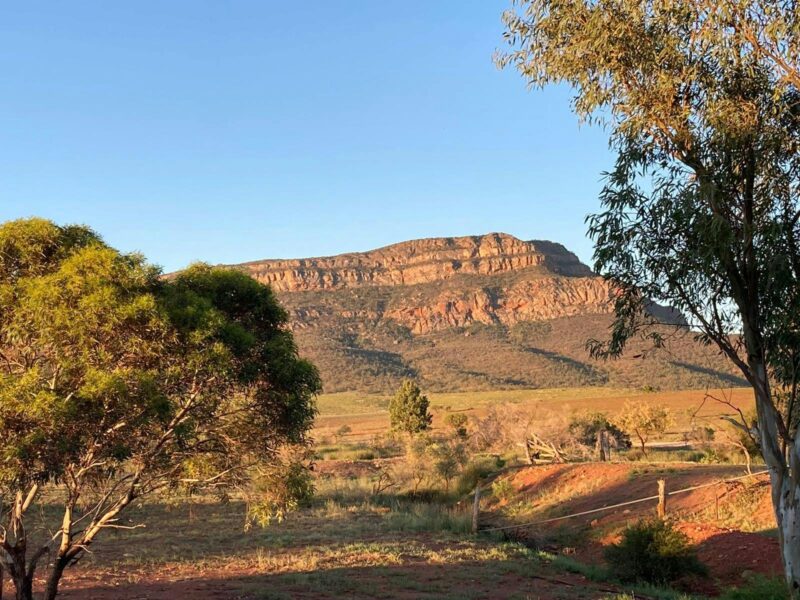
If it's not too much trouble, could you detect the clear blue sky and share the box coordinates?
[1,1,613,272]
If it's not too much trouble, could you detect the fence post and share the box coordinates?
[472,486,482,533]
[657,479,667,520]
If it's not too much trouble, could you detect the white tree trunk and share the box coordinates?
[774,474,800,598]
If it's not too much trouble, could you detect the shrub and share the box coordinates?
[569,412,632,454]
[604,519,707,584]
[614,402,673,457]
[454,455,505,496]
[334,424,352,442]
[244,446,315,529]
[428,438,468,492]
[491,478,515,502]
[445,412,469,439]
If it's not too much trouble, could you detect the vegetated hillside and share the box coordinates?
[231,233,744,393]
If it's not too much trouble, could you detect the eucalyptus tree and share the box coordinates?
[498,0,800,593]
[0,218,320,600]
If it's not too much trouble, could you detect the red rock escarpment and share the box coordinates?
[230,233,616,335]
[235,233,593,292]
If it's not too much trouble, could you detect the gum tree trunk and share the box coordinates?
[774,474,800,598]
[750,364,800,598]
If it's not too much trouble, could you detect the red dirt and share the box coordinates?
[497,463,775,531]
[678,522,782,581]
[489,463,780,594]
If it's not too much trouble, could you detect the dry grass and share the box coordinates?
[49,479,653,600]
[315,386,755,445]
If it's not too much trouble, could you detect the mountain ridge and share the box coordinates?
[226,233,741,393]
[230,233,595,293]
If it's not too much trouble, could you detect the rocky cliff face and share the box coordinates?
[234,233,615,334]
[383,277,616,334]
[236,233,593,292]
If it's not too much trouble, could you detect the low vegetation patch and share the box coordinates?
[604,519,707,584]
[719,575,789,600]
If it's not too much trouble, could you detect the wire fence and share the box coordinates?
[479,469,770,533]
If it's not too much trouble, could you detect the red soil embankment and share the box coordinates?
[485,462,780,592]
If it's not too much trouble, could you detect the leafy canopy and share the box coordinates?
[0,218,320,598]
[389,379,432,436]
[498,1,800,590]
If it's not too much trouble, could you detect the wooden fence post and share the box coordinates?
[472,486,482,533]
[657,479,667,520]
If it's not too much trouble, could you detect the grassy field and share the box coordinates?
[315,386,755,443]
[51,479,691,600]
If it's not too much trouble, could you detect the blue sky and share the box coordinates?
[1,1,613,272]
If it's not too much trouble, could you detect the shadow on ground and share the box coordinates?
[56,560,627,600]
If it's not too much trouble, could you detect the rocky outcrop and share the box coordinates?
[234,233,593,292]
[229,233,621,336]
[383,277,616,334]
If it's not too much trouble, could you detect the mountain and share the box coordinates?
[230,233,744,393]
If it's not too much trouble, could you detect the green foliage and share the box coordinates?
[427,438,468,492]
[491,478,515,502]
[604,519,707,584]
[445,412,468,439]
[245,446,315,529]
[454,455,505,496]
[614,402,672,454]
[389,379,432,435]
[569,412,631,449]
[0,218,321,593]
[719,575,789,600]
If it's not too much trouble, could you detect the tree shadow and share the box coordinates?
[669,360,747,386]
[56,558,622,600]
[517,346,608,384]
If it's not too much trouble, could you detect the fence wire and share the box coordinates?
[479,469,770,533]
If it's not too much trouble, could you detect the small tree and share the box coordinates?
[389,380,432,436]
[0,218,321,600]
[428,439,468,492]
[403,435,434,494]
[445,413,469,439]
[569,412,632,460]
[614,402,672,457]
[334,424,352,443]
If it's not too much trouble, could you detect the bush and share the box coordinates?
[568,411,632,453]
[244,446,315,529]
[604,519,706,584]
[491,478,515,502]
[445,412,469,439]
[428,438,468,491]
[454,455,505,496]
[720,575,789,600]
